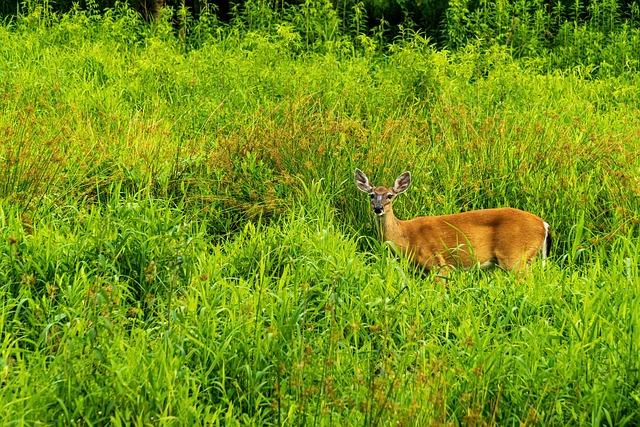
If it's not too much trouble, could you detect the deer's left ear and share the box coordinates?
[354,169,373,193]
[393,171,411,194]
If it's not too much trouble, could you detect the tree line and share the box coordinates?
[3,0,640,49]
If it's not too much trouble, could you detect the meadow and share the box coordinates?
[0,1,639,424]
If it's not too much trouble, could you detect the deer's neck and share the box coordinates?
[378,205,404,244]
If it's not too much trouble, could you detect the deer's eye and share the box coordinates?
[387,194,394,199]
[369,193,375,199]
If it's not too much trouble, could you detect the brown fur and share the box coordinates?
[380,205,546,271]
[355,169,548,272]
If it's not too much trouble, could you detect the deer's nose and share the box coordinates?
[373,206,383,215]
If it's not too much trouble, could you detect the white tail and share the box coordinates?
[355,169,551,271]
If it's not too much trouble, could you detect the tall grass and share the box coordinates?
[0,4,639,425]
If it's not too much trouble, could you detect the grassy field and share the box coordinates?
[1,3,639,425]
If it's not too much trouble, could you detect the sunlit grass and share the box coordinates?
[0,6,639,425]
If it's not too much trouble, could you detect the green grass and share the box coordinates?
[0,5,639,425]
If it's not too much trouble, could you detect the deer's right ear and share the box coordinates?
[393,171,411,194]
[354,169,373,193]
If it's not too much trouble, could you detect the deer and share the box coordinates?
[354,169,551,272]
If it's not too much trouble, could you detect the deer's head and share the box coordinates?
[354,169,411,216]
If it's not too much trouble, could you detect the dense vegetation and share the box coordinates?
[1,0,639,424]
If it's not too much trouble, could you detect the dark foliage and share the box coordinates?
[3,0,639,43]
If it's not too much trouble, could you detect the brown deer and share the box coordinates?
[354,169,551,271]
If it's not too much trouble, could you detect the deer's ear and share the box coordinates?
[354,169,373,193]
[393,171,411,194]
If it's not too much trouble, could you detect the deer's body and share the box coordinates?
[355,170,551,272]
